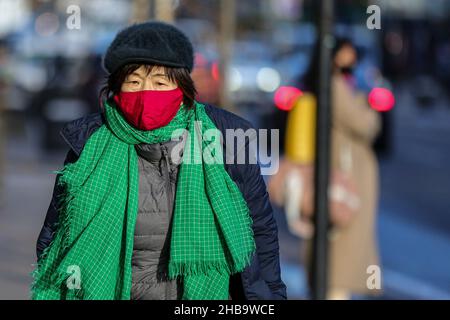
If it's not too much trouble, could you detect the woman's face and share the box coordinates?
[121,65,178,92]
[334,44,357,69]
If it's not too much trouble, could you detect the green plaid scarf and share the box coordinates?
[30,99,256,300]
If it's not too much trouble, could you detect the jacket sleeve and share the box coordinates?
[36,149,79,261]
[234,129,288,300]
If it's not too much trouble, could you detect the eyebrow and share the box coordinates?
[151,73,169,78]
[128,71,145,79]
[127,71,169,80]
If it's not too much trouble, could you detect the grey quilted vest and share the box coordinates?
[130,132,187,300]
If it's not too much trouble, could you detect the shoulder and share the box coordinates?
[202,103,260,184]
[203,103,255,133]
[60,112,105,156]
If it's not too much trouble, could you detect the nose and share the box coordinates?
[142,79,155,91]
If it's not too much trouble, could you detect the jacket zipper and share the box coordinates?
[160,144,174,219]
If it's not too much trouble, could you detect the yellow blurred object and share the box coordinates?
[285,92,317,164]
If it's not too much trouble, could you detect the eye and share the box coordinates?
[157,82,167,86]
[125,79,140,85]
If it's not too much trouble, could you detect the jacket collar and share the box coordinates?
[135,130,188,164]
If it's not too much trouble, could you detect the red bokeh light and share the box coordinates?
[211,62,220,81]
[194,53,207,68]
[368,87,395,112]
[274,86,303,111]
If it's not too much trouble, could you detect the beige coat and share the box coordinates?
[304,74,382,295]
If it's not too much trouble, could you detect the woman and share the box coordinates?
[302,38,381,299]
[32,21,286,300]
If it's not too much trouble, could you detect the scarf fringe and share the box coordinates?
[30,168,84,300]
[167,247,256,280]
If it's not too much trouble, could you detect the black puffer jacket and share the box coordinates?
[36,104,287,300]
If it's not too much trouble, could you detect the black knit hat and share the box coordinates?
[103,21,194,74]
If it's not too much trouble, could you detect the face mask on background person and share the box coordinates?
[338,66,355,76]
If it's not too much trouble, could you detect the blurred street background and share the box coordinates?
[0,0,450,299]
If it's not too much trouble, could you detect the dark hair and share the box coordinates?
[99,63,197,109]
[302,37,356,96]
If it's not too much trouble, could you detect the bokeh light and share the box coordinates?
[368,87,395,112]
[194,52,208,68]
[211,61,220,81]
[274,86,303,111]
[34,12,60,37]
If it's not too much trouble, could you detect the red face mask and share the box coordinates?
[113,87,183,130]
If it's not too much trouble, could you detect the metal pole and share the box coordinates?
[218,0,236,112]
[311,0,334,300]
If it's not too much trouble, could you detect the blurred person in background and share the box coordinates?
[31,21,286,300]
[302,38,382,299]
[266,37,382,299]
